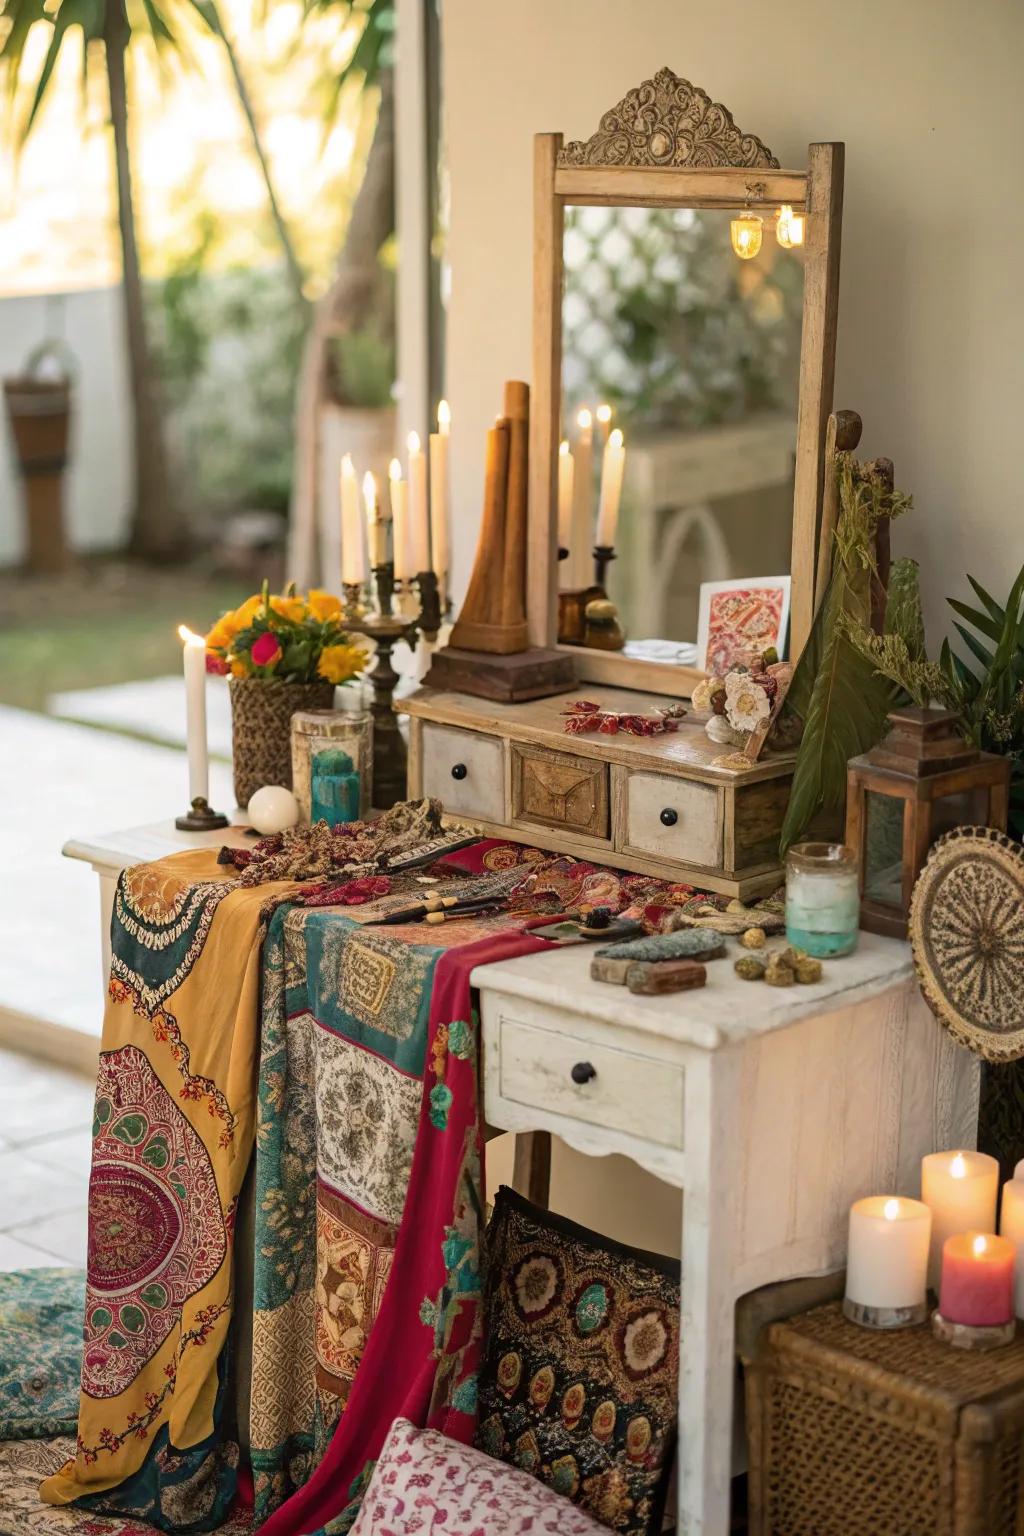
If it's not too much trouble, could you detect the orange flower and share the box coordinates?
[269,595,306,625]
[307,588,342,623]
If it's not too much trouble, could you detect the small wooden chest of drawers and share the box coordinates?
[404,685,796,898]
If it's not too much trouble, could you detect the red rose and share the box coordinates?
[251,632,282,667]
[205,653,228,675]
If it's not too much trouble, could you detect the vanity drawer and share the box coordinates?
[498,1016,684,1150]
[624,771,722,869]
[510,742,610,841]
[421,723,505,822]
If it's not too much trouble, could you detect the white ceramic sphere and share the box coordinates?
[247,785,300,834]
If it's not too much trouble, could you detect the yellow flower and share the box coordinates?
[233,594,265,626]
[307,589,342,623]
[204,613,238,651]
[317,643,368,685]
[230,655,251,678]
[270,595,307,625]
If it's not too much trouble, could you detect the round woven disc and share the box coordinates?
[909,825,1024,1061]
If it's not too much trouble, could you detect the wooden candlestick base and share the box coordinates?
[424,645,576,703]
[932,1310,1017,1350]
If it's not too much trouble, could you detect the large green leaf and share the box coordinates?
[779,560,894,853]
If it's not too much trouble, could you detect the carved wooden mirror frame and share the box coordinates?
[528,68,844,698]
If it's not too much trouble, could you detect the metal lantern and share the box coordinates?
[845,706,1010,939]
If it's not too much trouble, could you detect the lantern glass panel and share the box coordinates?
[863,790,904,907]
[932,788,984,838]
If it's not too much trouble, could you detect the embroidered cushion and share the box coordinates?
[476,1186,680,1536]
[349,1415,608,1535]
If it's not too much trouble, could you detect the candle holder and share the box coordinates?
[593,544,616,589]
[342,582,366,622]
[175,795,229,832]
[843,1298,929,1330]
[343,561,445,808]
[931,1312,1017,1350]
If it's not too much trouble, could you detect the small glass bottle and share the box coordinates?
[785,842,860,958]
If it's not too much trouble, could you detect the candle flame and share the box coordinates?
[577,407,592,430]
[609,428,624,449]
[178,624,204,647]
[362,471,377,509]
[407,431,421,454]
[341,452,356,479]
[437,398,451,433]
[973,1234,987,1257]
[883,1198,900,1221]
[950,1153,967,1179]
[388,457,403,483]
[559,439,570,457]
[595,403,612,425]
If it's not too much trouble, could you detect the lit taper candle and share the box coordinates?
[595,427,625,550]
[570,407,593,589]
[340,454,366,585]
[407,430,430,573]
[389,458,411,580]
[429,398,450,580]
[178,625,210,805]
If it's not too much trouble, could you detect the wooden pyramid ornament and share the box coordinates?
[425,379,575,702]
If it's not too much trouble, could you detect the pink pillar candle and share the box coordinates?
[939,1232,1015,1326]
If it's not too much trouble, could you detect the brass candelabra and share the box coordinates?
[343,566,444,809]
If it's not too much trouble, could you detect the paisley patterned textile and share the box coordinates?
[0,1270,84,1442]
[475,1187,681,1536]
[0,1436,254,1536]
[41,849,302,1531]
[349,1417,609,1536]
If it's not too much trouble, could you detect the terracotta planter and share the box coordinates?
[3,375,72,573]
[230,677,335,809]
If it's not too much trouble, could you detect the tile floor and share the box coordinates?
[0,1045,94,1269]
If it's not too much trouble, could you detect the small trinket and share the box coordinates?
[726,900,749,914]
[765,952,796,987]
[794,954,824,984]
[581,906,612,930]
[735,956,767,981]
[627,958,707,995]
[596,929,726,963]
[591,954,636,985]
[740,927,766,950]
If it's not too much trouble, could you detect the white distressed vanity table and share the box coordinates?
[65,822,978,1536]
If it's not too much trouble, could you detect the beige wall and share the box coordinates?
[442,0,1024,643]
[443,0,1022,1251]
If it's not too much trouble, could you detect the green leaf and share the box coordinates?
[884,557,926,660]
[966,574,1005,625]
[948,597,1002,645]
[952,620,995,674]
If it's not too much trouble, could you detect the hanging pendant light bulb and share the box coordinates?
[776,204,805,249]
[731,208,763,260]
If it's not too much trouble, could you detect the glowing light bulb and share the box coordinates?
[951,1153,967,1179]
[731,210,763,260]
[973,1234,987,1257]
[776,204,805,249]
[883,1198,900,1221]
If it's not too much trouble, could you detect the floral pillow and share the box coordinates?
[475,1187,680,1536]
[348,1416,608,1535]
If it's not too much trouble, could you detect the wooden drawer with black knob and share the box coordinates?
[420,722,505,823]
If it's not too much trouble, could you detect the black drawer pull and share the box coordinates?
[660,807,679,827]
[451,763,468,781]
[571,1061,597,1085]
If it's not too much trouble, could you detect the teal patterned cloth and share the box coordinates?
[0,1268,85,1441]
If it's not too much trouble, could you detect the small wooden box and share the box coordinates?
[745,1301,1024,1536]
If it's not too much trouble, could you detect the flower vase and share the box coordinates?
[230,677,335,809]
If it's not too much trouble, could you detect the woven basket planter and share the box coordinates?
[230,677,334,809]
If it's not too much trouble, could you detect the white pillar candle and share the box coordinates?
[595,427,625,550]
[178,625,209,804]
[999,1176,1024,1318]
[557,438,574,564]
[844,1196,931,1323]
[570,407,593,589]
[389,458,411,581]
[429,399,450,580]
[340,454,366,585]
[921,1149,999,1287]
[407,431,430,574]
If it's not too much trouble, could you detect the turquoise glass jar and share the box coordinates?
[785,842,860,958]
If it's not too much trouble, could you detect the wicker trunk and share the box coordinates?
[230,678,335,809]
[745,1300,1024,1536]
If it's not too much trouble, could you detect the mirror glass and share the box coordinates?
[559,204,804,670]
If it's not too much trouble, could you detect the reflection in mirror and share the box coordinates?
[559,204,804,668]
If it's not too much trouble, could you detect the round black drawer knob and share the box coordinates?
[451,763,468,781]
[571,1061,597,1085]
[660,807,679,827]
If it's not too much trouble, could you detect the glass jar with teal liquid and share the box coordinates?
[785,843,860,958]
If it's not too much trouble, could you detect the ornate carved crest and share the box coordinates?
[558,67,778,170]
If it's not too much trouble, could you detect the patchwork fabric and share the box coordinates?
[314,1024,420,1225]
[314,1185,396,1399]
[349,1417,609,1536]
[476,1187,681,1536]
[0,1269,84,1442]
